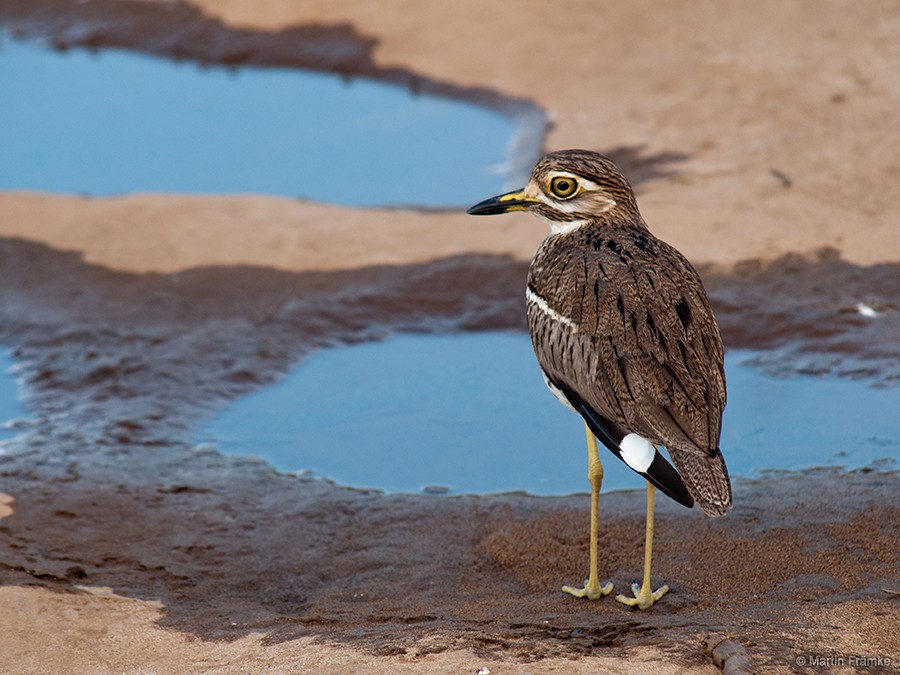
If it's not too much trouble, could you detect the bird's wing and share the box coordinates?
[530,231,731,514]
[609,244,726,452]
[609,242,731,515]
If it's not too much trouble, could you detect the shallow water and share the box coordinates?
[197,332,899,495]
[0,352,29,445]
[0,38,513,206]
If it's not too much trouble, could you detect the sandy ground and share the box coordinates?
[1,0,899,672]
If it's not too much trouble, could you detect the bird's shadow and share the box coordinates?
[599,145,689,189]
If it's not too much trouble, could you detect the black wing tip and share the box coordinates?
[644,452,694,509]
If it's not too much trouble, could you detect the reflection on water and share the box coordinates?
[0,38,514,206]
[197,332,898,495]
[0,353,28,445]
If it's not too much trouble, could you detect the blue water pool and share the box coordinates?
[0,352,29,445]
[0,38,515,206]
[196,332,898,495]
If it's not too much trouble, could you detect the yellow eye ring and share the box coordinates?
[549,175,579,199]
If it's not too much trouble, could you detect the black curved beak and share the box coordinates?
[466,189,539,215]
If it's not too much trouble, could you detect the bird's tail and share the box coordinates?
[669,448,732,516]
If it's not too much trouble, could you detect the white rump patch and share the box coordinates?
[619,433,656,473]
[526,287,576,330]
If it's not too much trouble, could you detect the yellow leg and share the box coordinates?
[562,421,614,600]
[616,481,669,609]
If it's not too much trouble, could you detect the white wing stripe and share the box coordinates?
[526,287,576,330]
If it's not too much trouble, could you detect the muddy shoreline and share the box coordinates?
[0,237,898,671]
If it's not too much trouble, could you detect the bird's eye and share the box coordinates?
[550,175,579,199]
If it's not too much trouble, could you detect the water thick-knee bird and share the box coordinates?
[467,149,732,609]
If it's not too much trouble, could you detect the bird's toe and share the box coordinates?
[562,579,614,600]
[615,581,669,610]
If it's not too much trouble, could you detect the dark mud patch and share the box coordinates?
[0,237,899,669]
[702,247,900,383]
[1,464,896,668]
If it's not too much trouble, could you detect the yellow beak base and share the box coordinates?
[466,189,538,215]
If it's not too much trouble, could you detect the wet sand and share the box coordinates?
[1,1,899,672]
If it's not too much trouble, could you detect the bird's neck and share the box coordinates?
[548,211,648,237]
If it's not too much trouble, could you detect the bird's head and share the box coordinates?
[467,149,642,233]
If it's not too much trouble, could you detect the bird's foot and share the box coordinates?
[562,578,613,600]
[616,580,669,610]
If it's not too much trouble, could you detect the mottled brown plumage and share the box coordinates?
[527,210,731,515]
